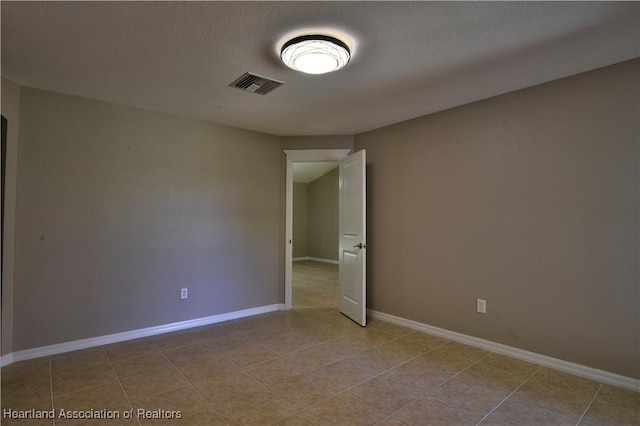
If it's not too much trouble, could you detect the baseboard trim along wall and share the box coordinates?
[292,257,339,264]
[1,303,284,367]
[367,309,640,392]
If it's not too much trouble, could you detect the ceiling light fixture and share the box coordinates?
[280,34,351,75]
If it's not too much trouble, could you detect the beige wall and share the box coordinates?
[293,182,309,258]
[292,169,339,261]
[13,87,281,351]
[278,135,353,290]
[1,78,21,355]
[355,59,640,379]
[280,135,353,152]
[308,168,339,261]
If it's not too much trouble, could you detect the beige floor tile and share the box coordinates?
[479,353,540,377]
[51,348,107,370]
[194,371,266,405]
[371,323,413,338]
[53,382,131,411]
[111,352,174,379]
[456,362,530,392]
[51,351,112,376]
[197,324,238,341]
[119,368,188,401]
[55,405,138,425]
[52,364,118,396]
[155,409,227,426]
[349,347,410,372]
[262,332,318,354]
[579,397,640,426]
[377,336,436,359]
[265,372,339,409]
[348,373,425,414]
[594,384,640,411]
[173,353,239,383]
[397,331,450,349]
[300,324,346,344]
[504,379,595,423]
[1,376,51,406]
[302,393,387,426]
[375,416,406,425]
[162,342,217,364]
[393,395,481,426]
[341,327,398,346]
[413,349,477,375]
[530,367,601,397]
[427,375,512,415]
[314,336,373,358]
[213,317,263,334]
[433,341,491,362]
[0,397,53,426]
[130,385,209,414]
[382,361,450,393]
[214,390,296,426]
[104,339,160,361]
[283,343,345,370]
[242,325,298,342]
[273,412,316,426]
[1,358,50,387]
[311,357,382,391]
[243,357,306,386]
[223,343,279,368]
[151,331,202,351]
[207,334,255,354]
[481,395,576,426]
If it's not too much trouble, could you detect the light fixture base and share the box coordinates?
[280,34,351,75]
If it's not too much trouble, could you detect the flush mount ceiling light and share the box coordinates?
[280,34,351,74]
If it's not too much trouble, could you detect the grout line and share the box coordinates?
[158,350,232,426]
[104,346,143,426]
[356,349,497,421]
[294,340,460,417]
[49,356,55,426]
[575,382,603,426]
[473,365,543,426]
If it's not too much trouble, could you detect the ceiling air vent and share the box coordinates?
[229,72,283,95]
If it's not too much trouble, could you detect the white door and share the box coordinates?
[339,149,366,326]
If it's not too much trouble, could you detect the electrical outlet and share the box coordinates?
[476,299,486,314]
[181,288,188,299]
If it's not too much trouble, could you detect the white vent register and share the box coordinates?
[229,72,283,95]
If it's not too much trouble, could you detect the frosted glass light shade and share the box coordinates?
[281,35,350,74]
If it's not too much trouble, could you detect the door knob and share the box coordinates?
[353,243,366,249]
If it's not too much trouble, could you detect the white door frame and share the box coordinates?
[284,149,351,310]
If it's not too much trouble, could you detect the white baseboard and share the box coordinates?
[1,304,284,367]
[293,256,339,264]
[368,309,640,392]
[0,352,14,368]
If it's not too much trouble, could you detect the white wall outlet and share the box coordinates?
[477,299,486,314]
[181,288,188,299]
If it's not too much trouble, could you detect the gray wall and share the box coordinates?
[13,87,281,351]
[308,168,339,261]
[279,135,353,279]
[280,135,353,152]
[355,59,639,379]
[1,78,21,355]
[292,169,339,262]
[293,182,309,258]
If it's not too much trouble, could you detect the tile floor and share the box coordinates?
[1,261,638,425]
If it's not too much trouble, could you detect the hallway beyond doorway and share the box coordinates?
[293,260,338,310]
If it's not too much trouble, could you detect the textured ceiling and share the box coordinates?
[1,1,638,136]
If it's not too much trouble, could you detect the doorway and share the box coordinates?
[292,161,339,310]
[284,149,351,310]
